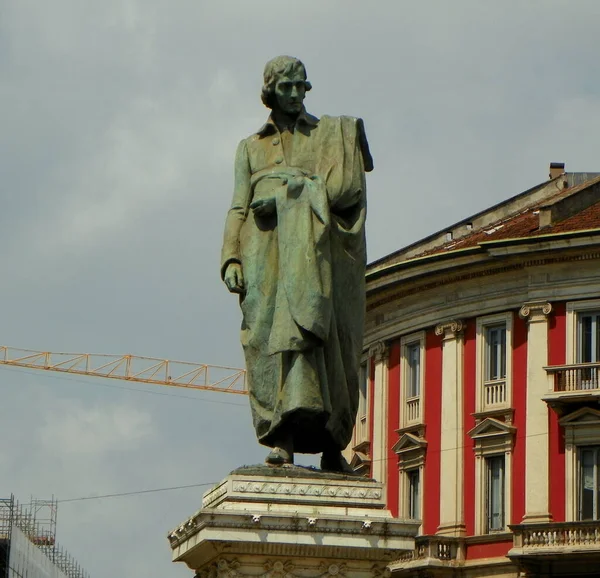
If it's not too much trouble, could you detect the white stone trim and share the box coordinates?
[468,418,515,535]
[475,312,513,414]
[436,320,466,536]
[399,331,425,429]
[520,300,553,523]
[566,299,600,364]
[370,342,389,483]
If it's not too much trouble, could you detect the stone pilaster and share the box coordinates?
[368,341,389,484]
[434,320,466,536]
[519,300,553,523]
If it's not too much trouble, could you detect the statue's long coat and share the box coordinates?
[221,110,373,453]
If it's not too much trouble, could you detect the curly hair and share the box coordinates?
[261,55,312,109]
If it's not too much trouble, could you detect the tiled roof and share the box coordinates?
[409,175,600,260]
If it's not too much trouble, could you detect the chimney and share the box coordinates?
[549,162,565,180]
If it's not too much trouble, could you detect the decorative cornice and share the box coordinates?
[434,319,464,339]
[368,341,389,363]
[168,509,416,550]
[519,300,552,321]
[367,252,600,312]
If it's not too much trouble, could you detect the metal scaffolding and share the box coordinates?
[0,496,89,578]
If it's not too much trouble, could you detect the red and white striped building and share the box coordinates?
[351,164,600,577]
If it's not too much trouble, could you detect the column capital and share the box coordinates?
[368,341,389,363]
[519,300,552,322]
[434,319,465,340]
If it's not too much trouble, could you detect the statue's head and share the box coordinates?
[261,56,312,115]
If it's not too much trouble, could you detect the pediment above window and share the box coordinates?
[468,417,515,456]
[559,406,600,427]
[392,432,427,470]
[467,417,516,440]
[392,432,428,455]
[350,451,371,476]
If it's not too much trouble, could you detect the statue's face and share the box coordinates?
[274,71,306,115]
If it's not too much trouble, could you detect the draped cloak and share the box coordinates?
[221,111,373,454]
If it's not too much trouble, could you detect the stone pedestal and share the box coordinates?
[168,465,419,578]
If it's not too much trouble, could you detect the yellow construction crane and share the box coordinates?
[0,346,247,395]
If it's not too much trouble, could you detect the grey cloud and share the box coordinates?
[1,1,600,576]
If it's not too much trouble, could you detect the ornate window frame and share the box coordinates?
[399,331,425,429]
[393,432,426,531]
[468,417,515,534]
[560,407,600,521]
[475,313,513,414]
[353,358,370,448]
[566,299,600,364]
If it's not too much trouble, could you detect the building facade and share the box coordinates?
[351,165,600,577]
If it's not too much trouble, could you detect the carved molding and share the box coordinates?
[230,480,382,501]
[368,341,389,363]
[367,251,600,313]
[519,301,552,321]
[434,319,464,339]
[195,558,387,578]
[200,475,385,511]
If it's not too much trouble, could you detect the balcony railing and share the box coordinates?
[483,379,506,407]
[396,535,462,565]
[545,363,600,394]
[511,521,600,553]
[405,397,420,423]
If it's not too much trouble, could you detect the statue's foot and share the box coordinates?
[320,450,354,473]
[265,446,293,466]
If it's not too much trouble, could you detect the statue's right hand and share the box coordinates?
[224,263,245,294]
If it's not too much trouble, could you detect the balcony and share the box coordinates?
[543,363,600,410]
[483,378,507,408]
[509,521,600,574]
[390,535,464,574]
[405,396,421,424]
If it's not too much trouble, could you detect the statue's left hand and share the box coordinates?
[250,197,276,217]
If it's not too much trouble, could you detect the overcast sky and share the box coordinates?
[2,1,600,576]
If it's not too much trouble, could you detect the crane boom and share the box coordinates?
[0,346,247,395]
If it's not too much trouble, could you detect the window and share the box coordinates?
[485,325,506,382]
[476,314,513,412]
[468,417,514,534]
[407,469,420,520]
[486,455,505,532]
[560,407,600,522]
[393,432,426,526]
[407,342,421,398]
[577,311,600,364]
[567,301,600,364]
[566,302,600,390]
[579,446,600,520]
[356,362,368,443]
[400,332,425,427]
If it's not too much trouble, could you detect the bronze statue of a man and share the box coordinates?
[221,56,373,472]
